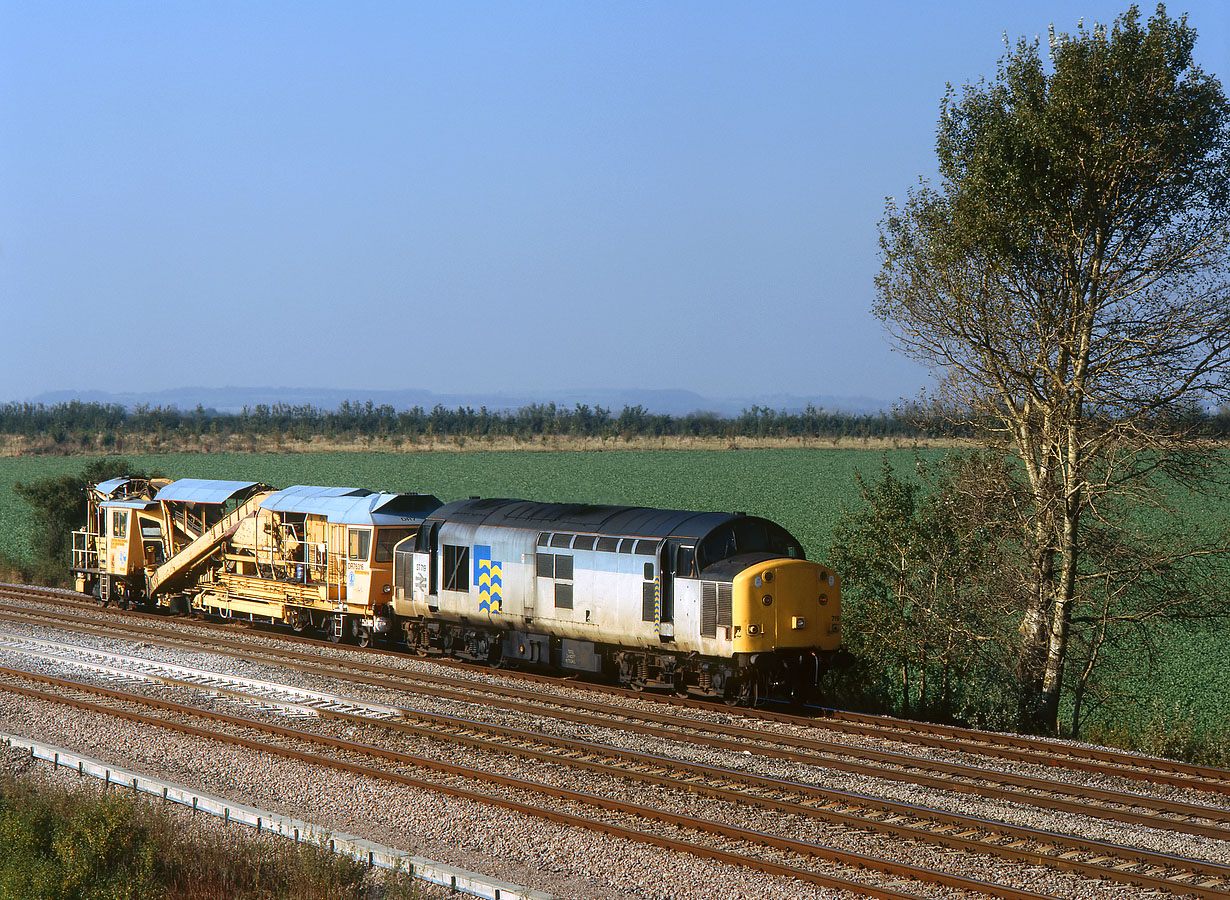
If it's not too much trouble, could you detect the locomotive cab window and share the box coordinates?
[348,528,372,562]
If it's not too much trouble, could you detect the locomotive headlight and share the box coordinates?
[383,584,391,594]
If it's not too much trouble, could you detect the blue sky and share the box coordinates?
[2,1,1227,408]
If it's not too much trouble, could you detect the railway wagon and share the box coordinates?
[392,498,842,704]
[73,477,442,643]
[193,484,441,644]
[71,476,262,607]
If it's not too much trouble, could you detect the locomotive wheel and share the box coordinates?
[724,675,760,708]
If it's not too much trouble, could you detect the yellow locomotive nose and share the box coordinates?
[731,560,841,654]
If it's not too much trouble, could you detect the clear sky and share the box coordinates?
[2,1,1227,407]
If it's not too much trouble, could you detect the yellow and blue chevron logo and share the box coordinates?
[654,575,661,634]
[474,544,502,614]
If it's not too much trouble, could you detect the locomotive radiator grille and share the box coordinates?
[701,582,731,637]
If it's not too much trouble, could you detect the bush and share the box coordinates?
[0,772,422,900]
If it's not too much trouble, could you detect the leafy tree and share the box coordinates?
[830,454,1024,728]
[875,4,1230,730]
[14,458,151,584]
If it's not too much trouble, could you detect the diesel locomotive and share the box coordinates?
[71,477,842,704]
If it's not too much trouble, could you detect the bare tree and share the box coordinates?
[875,4,1230,731]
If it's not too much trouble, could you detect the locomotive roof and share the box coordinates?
[425,498,741,542]
[262,485,442,526]
[154,479,265,505]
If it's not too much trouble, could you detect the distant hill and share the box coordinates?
[24,386,891,417]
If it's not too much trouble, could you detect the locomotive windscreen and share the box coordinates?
[694,517,804,571]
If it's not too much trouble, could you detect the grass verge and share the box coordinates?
[0,767,424,900]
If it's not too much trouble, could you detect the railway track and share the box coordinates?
[7,582,1225,801]
[2,632,1229,898]
[4,600,1228,839]
[3,584,1229,898]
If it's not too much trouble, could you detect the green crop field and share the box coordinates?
[0,449,1226,746]
[0,448,944,570]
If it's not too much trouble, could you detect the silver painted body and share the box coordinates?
[395,521,736,660]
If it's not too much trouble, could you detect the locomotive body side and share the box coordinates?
[392,497,843,702]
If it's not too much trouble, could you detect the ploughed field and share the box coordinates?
[0,448,1226,744]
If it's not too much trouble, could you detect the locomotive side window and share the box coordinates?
[634,539,656,555]
[596,537,620,552]
[536,552,554,578]
[555,583,573,609]
[537,553,573,580]
[675,545,696,578]
[618,539,635,554]
[573,535,597,551]
[550,533,573,549]
[443,544,469,591]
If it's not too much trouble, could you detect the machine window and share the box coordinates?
[348,528,372,561]
[443,544,470,591]
[111,510,128,538]
[373,528,413,563]
[554,583,573,609]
